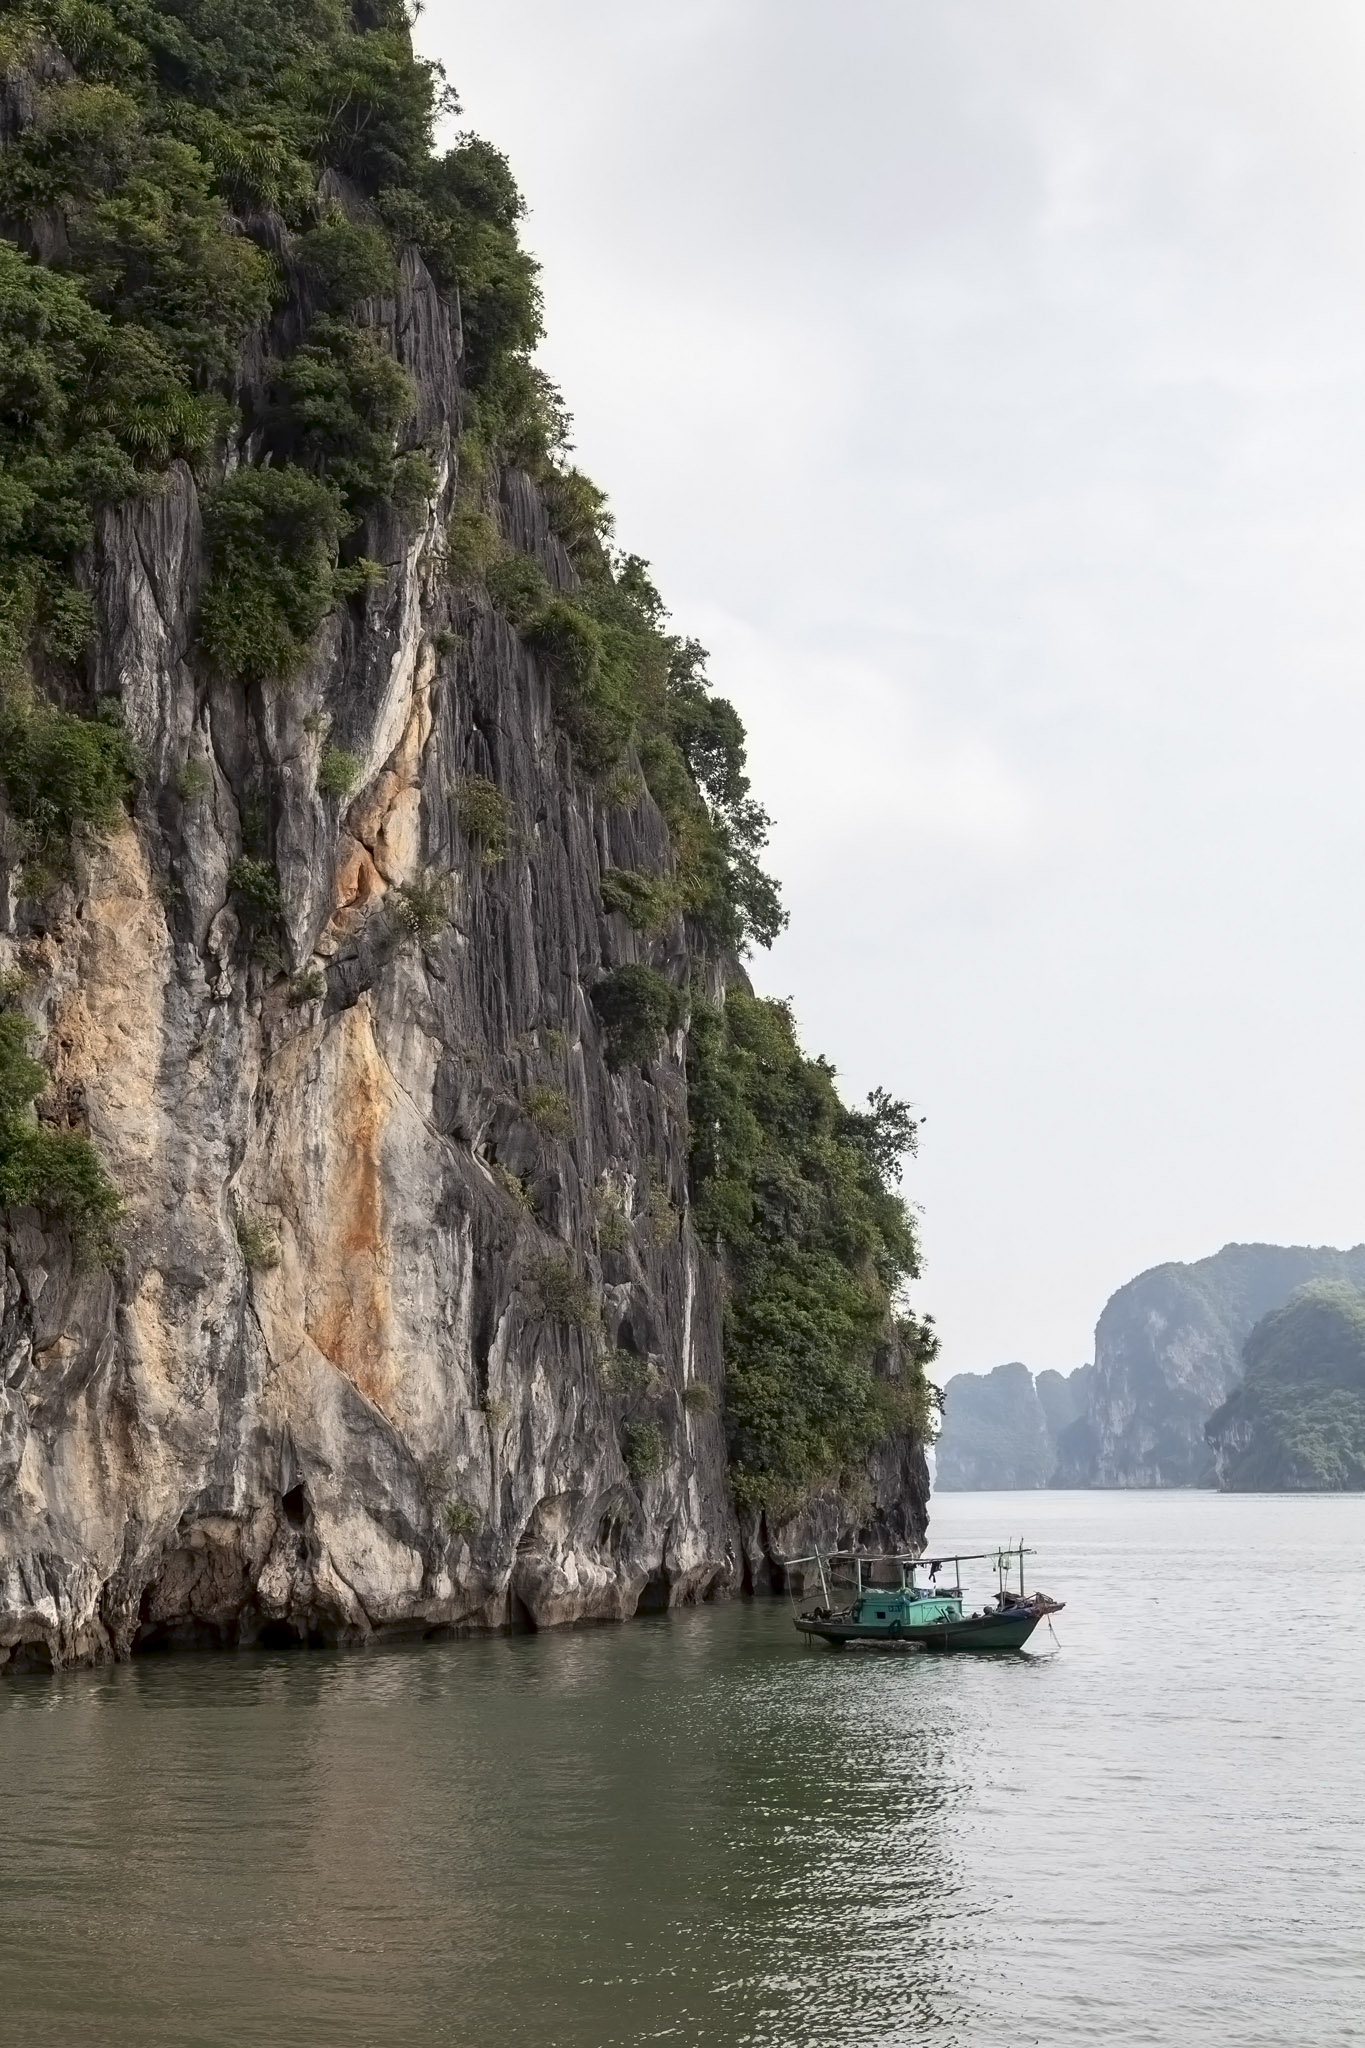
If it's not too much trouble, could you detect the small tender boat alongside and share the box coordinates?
[788,1543,1063,1654]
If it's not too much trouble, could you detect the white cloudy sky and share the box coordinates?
[420,2,1365,1375]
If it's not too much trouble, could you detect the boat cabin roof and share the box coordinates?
[856,1589,956,1608]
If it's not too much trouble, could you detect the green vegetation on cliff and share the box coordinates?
[0,995,121,1259]
[688,994,937,1512]
[0,0,464,680]
[0,682,135,859]
[1206,1281,1365,1490]
[0,0,935,1511]
[0,0,777,951]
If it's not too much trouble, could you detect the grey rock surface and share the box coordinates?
[0,251,926,1672]
[1035,1366,1090,1446]
[935,1361,1090,1489]
[1054,1242,1365,1487]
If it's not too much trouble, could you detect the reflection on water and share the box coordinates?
[3,1492,1365,2045]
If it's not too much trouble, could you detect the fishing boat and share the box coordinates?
[788,1543,1063,1653]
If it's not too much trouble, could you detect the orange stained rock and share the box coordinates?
[303,1006,398,1417]
[349,770,402,851]
[332,835,384,913]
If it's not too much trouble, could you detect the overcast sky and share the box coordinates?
[422,2,1365,1376]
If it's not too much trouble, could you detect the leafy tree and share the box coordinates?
[226,854,283,918]
[198,466,353,681]
[0,685,136,856]
[593,966,686,1069]
[262,317,417,514]
[841,1086,922,1185]
[0,1004,121,1259]
[599,868,678,933]
[688,993,932,1512]
[0,242,217,669]
[294,214,398,313]
[317,746,361,798]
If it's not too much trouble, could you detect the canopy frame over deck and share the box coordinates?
[783,1544,1036,1608]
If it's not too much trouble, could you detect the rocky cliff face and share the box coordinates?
[1206,1280,1365,1491]
[1035,1367,1088,1451]
[1054,1243,1365,1487]
[935,1361,1089,1489]
[0,222,926,1671]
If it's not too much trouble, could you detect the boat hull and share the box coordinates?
[794,1610,1044,1653]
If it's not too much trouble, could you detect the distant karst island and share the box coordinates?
[936,1242,1365,1491]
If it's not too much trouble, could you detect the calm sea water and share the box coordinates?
[2,1490,1363,2046]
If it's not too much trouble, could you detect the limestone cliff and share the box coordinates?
[1206,1281,1365,1490]
[935,1361,1089,1490]
[0,12,931,1671]
[1054,1243,1365,1487]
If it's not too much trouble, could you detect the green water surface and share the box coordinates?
[2,1490,1363,2045]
